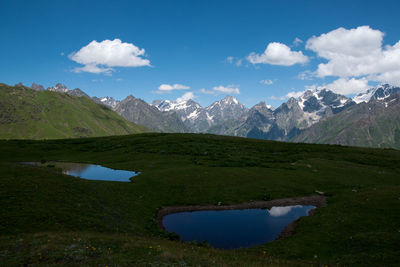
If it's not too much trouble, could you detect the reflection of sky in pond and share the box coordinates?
[62,163,138,182]
[162,205,315,249]
[22,162,138,182]
[267,205,303,216]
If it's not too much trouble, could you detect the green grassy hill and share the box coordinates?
[292,93,400,149]
[0,133,399,266]
[0,83,148,139]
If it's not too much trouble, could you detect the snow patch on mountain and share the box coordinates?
[353,84,400,104]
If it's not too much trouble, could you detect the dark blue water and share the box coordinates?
[22,162,139,182]
[162,205,315,249]
[63,163,139,182]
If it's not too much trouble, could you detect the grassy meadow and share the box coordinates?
[0,133,399,266]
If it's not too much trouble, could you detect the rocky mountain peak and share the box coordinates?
[92,96,119,109]
[67,88,89,98]
[31,83,44,91]
[221,95,239,105]
[48,83,69,93]
[353,84,400,104]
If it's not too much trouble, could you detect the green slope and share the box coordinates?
[0,133,399,266]
[292,93,400,149]
[0,83,148,139]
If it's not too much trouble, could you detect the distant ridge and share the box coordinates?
[4,81,400,148]
[292,87,400,149]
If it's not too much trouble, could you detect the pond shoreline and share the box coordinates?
[157,195,327,235]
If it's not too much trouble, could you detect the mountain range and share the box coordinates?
[293,85,400,149]
[2,82,400,148]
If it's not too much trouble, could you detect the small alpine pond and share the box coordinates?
[22,162,139,182]
[162,205,315,249]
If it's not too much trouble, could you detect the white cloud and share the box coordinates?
[199,85,240,95]
[305,26,400,84]
[176,92,195,103]
[268,95,277,100]
[324,77,370,95]
[304,84,318,91]
[236,59,243,66]
[200,88,216,95]
[247,42,309,66]
[260,79,273,85]
[213,85,240,94]
[282,90,305,100]
[69,39,150,74]
[302,78,369,95]
[72,64,113,75]
[156,83,190,93]
[298,70,315,80]
[293,37,303,46]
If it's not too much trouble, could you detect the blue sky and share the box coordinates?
[1,0,400,108]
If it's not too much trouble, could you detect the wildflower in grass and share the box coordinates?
[149,245,152,249]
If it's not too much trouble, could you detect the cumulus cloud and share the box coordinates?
[260,79,273,85]
[247,42,309,66]
[69,39,150,74]
[213,85,240,94]
[301,78,369,95]
[176,92,195,103]
[306,26,400,86]
[156,83,190,93]
[284,90,305,99]
[200,88,216,95]
[304,84,318,91]
[226,56,234,63]
[199,85,240,95]
[324,77,370,95]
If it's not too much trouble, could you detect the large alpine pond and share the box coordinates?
[22,162,139,182]
[162,205,315,249]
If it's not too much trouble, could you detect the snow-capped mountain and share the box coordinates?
[209,88,355,140]
[93,96,120,109]
[295,88,355,125]
[47,83,69,93]
[353,84,400,104]
[152,99,201,120]
[293,87,400,149]
[152,96,248,132]
[115,95,189,133]
[23,81,400,146]
[47,83,89,98]
[205,96,248,125]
